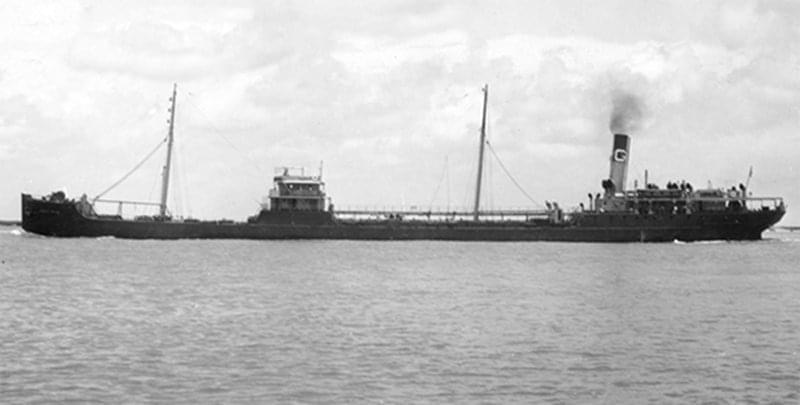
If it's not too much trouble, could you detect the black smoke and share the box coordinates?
[609,90,644,134]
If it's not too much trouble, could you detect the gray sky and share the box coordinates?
[2,0,798,224]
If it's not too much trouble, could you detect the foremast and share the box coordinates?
[473,84,489,221]
[159,83,177,217]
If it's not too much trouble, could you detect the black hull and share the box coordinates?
[21,194,785,242]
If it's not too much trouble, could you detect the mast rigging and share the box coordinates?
[473,84,489,221]
[160,83,177,217]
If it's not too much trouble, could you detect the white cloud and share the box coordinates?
[332,30,470,75]
[1,0,799,224]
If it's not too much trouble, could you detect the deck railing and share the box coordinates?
[92,198,164,217]
[268,189,324,198]
[615,194,783,206]
[333,207,552,222]
[594,193,784,214]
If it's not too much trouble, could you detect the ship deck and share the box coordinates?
[333,208,551,222]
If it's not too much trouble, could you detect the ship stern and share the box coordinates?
[21,193,84,237]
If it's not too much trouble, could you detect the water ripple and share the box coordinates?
[1,230,799,403]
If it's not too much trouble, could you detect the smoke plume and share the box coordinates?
[609,90,645,134]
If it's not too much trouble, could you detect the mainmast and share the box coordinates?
[159,83,177,218]
[473,84,489,221]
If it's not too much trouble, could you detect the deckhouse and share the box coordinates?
[265,167,327,212]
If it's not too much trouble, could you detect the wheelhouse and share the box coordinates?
[266,167,327,212]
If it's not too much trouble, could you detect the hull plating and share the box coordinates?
[21,194,785,242]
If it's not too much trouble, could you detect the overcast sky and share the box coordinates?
[2,0,799,224]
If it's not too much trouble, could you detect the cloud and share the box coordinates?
[332,30,470,75]
[2,0,800,224]
[66,7,292,79]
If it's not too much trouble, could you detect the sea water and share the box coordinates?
[1,227,798,404]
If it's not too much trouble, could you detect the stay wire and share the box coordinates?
[485,140,543,209]
[94,138,166,201]
[176,140,193,218]
[183,91,267,180]
[428,156,449,211]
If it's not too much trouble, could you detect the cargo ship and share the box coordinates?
[21,85,785,241]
